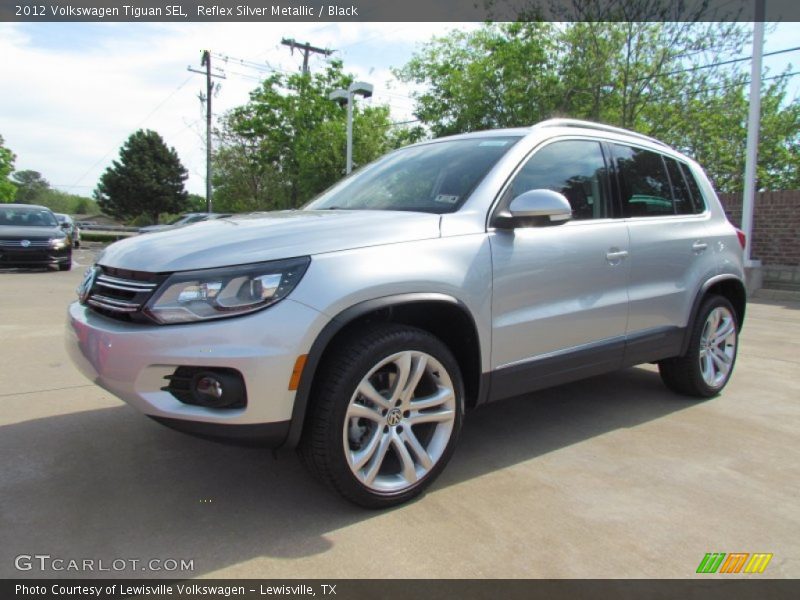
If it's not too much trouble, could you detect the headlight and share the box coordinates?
[144,257,311,324]
[50,237,68,249]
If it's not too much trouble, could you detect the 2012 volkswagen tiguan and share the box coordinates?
[67,119,746,507]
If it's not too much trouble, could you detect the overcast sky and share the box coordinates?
[0,21,797,198]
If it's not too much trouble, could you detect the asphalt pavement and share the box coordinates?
[1,246,798,579]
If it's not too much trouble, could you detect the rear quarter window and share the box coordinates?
[678,162,708,214]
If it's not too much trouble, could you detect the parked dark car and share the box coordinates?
[0,204,72,271]
[54,213,81,248]
[138,212,231,234]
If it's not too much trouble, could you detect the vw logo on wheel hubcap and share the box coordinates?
[387,408,403,426]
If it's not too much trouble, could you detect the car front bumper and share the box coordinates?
[0,247,70,267]
[66,299,328,446]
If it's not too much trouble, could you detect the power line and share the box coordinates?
[212,52,280,73]
[634,45,800,82]
[391,119,421,126]
[64,74,195,192]
[222,69,266,83]
[645,69,800,105]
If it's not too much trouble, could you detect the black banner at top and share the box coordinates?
[1,0,799,22]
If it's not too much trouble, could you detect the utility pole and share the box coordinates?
[188,50,225,212]
[281,38,333,74]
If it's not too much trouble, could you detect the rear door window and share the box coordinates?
[612,144,674,217]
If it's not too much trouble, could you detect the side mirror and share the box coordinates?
[497,189,572,228]
[60,222,70,230]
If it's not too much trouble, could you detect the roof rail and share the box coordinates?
[535,118,668,148]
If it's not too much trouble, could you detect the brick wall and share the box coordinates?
[716,190,800,267]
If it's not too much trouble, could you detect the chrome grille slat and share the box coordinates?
[96,274,158,293]
[87,296,140,313]
[83,267,164,321]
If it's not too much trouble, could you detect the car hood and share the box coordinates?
[0,225,63,239]
[98,210,442,272]
[138,224,170,233]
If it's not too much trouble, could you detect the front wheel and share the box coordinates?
[58,253,72,271]
[299,324,464,508]
[659,295,739,397]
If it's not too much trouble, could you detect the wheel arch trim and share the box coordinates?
[681,274,747,356]
[283,292,483,449]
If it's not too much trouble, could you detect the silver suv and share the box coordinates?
[67,119,746,507]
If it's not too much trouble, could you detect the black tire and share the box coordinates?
[298,324,464,508]
[659,294,739,398]
[58,255,72,271]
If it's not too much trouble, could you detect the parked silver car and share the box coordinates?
[54,213,81,248]
[67,119,746,507]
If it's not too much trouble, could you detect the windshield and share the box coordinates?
[305,136,520,214]
[0,206,59,227]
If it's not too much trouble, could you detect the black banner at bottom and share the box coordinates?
[4,579,800,600]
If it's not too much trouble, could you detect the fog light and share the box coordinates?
[163,367,247,409]
[196,376,223,400]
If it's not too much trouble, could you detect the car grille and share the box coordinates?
[0,239,51,248]
[84,266,166,322]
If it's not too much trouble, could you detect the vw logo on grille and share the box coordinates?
[20,239,31,247]
[387,408,403,427]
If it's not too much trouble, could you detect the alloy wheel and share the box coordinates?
[698,306,737,388]
[342,350,456,493]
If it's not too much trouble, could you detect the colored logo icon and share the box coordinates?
[697,552,773,574]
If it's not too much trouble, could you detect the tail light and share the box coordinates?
[735,228,746,250]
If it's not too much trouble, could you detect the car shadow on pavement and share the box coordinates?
[0,366,698,578]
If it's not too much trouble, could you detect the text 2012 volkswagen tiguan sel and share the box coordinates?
[67,119,746,507]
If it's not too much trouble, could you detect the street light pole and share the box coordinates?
[329,82,373,174]
[742,0,765,266]
[345,89,355,174]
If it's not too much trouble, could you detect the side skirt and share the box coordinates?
[487,327,684,403]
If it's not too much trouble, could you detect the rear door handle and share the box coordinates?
[692,241,708,253]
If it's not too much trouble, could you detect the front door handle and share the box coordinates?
[692,241,708,253]
[606,249,629,263]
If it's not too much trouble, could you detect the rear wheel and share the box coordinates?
[659,295,738,397]
[299,324,464,508]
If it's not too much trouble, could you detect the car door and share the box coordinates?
[489,138,631,401]
[610,143,714,365]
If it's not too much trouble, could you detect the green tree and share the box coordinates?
[95,129,188,222]
[11,170,50,204]
[654,72,800,192]
[397,21,799,193]
[213,60,396,212]
[0,135,17,202]
[396,23,561,137]
[186,193,208,212]
[32,188,99,215]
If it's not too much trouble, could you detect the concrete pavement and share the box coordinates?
[1,250,798,579]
